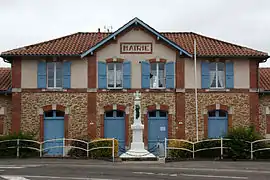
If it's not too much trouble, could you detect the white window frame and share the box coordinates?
[107,63,123,89]
[209,62,225,89]
[47,62,63,89]
[150,62,166,89]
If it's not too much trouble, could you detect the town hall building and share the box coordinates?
[0,17,270,156]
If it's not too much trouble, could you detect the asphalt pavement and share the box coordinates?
[0,159,270,179]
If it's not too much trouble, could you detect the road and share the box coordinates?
[0,159,270,179]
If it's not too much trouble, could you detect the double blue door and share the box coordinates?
[148,110,168,155]
[44,110,65,156]
[104,110,125,155]
[208,110,228,138]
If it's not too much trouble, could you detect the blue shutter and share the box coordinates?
[166,62,175,88]
[98,61,107,89]
[63,61,71,88]
[37,61,47,88]
[141,61,150,88]
[201,61,210,89]
[226,62,234,88]
[123,61,131,89]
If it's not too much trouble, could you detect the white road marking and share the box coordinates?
[0,167,24,169]
[180,173,248,179]
[1,175,118,180]
[1,176,30,180]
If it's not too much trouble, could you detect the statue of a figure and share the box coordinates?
[135,104,140,119]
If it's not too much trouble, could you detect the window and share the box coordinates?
[105,110,125,118]
[209,62,225,88]
[47,62,63,88]
[107,63,123,88]
[150,63,165,88]
[208,110,227,117]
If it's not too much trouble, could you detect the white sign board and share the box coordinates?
[160,126,166,132]
[120,43,152,54]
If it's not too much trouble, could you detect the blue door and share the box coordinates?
[148,110,168,155]
[208,110,228,138]
[44,110,65,156]
[104,110,125,155]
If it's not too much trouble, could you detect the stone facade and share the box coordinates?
[259,94,270,136]
[0,95,12,135]
[96,92,175,145]
[21,92,88,139]
[185,92,250,140]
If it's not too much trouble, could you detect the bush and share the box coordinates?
[89,138,118,158]
[67,136,89,158]
[0,132,39,158]
[194,139,222,159]
[67,137,118,159]
[167,139,193,159]
[225,126,263,160]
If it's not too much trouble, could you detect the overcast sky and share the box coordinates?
[0,0,269,67]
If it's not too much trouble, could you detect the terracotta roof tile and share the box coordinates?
[0,67,11,91]
[1,32,268,58]
[259,68,270,91]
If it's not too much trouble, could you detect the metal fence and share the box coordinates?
[0,138,115,162]
[165,138,270,160]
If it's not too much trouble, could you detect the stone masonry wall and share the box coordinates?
[21,93,88,139]
[0,95,12,135]
[259,94,270,136]
[96,92,175,144]
[185,92,250,140]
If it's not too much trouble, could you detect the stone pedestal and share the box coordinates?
[120,91,156,159]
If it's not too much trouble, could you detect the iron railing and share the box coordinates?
[0,138,115,162]
[165,138,270,160]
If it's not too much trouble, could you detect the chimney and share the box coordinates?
[98,28,100,33]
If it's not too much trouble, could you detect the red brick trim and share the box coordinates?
[148,58,167,63]
[176,57,184,88]
[21,89,88,93]
[11,93,21,133]
[88,93,97,139]
[250,60,258,89]
[105,58,124,63]
[0,116,4,135]
[100,104,129,146]
[144,104,170,147]
[168,114,172,139]
[176,93,185,139]
[185,89,250,93]
[249,93,260,131]
[39,115,44,141]
[267,115,270,134]
[12,57,21,88]
[88,55,96,88]
[143,114,148,146]
[97,89,175,93]
[204,104,232,138]
[40,104,68,142]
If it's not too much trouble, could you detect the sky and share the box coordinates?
[0,0,269,67]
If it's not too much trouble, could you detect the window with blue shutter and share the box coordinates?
[141,61,150,88]
[201,61,210,89]
[63,61,71,88]
[98,61,107,89]
[225,62,234,88]
[123,61,131,89]
[165,62,175,88]
[37,61,47,88]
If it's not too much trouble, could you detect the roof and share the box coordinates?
[81,17,192,57]
[259,68,270,91]
[0,68,11,91]
[0,18,268,59]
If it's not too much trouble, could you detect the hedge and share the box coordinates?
[0,132,39,158]
[67,137,118,159]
